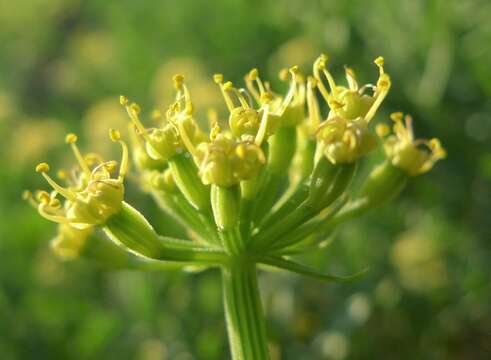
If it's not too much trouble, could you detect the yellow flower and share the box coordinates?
[245,66,305,127]
[195,132,265,187]
[316,116,377,164]
[121,75,207,162]
[33,130,128,229]
[214,68,298,145]
[313,54,391,122]
[376,112,446,176]
[310,55,391,164]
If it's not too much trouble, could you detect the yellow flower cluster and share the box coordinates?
[27,52,445,260]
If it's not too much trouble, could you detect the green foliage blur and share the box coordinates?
[1,0,490,358]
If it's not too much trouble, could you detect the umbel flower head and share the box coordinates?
[377,112,446,176]
[27,52,446,360]
[33,130,128,229]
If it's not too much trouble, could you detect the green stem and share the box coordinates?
[222,258,269,360]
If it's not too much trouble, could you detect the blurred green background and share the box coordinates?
[1,0,490,359]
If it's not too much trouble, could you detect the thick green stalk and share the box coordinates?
[222,258,269,360]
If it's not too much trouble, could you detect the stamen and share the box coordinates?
[65,133,91,175]
[344,66,358,91]
[121,98,153,144]
[239,89,254,108]
[173,74,194,114]
[404,115,414,142]
[109,128,129,179]
[275,66,299,116]
[209,110,221,140]
[254,102,271,146]
[313,54,332,102]
[231,88,250,109]
[374,56,385,75]
[214,74,236,112]
[38,203,69,224]
[49,198,62,209]
[307,77,321,130]
[364,74,391,123]
[22,190,39,208]
[179,120,199,158]
[246,68,265,102]
[36,162,77,201]
[36,190,51,204]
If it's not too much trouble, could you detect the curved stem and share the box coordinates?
[222,258,270,360]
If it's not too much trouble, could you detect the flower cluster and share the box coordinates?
[23,55,447,278]
[26,53,446,360]
[27,53,445,262]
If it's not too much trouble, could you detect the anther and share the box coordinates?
[65,133,78,144]
[213,74,224,84]
[390,112,404,122]
[374,56,385,67]
[279,68,289,81]
[109,128,121,142]
[376,124,390,137]
[57,170,67,181]
[173,74,184,89]
[36,163,50,173]
[248,68,259,80]
[120,95,129,106]
[36,190,51,204]
[130,103,141,115]
[223,81,233,90]
[49,198,62,209]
